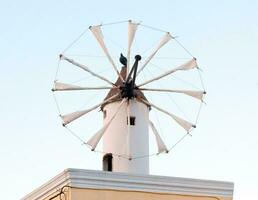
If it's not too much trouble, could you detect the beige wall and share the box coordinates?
[43,188,71,200]
[68,188,232,200]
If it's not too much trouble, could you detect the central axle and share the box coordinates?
[119,54,141,99]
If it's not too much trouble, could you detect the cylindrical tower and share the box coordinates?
[103,100,149,174]
[101,66,150,174]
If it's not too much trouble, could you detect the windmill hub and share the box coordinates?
[120,81,136,99]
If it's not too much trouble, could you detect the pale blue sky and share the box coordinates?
[1,1,258,199]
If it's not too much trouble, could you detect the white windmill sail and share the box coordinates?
[61,93,119,126]
[89,25,124,81]
[136,101,168,155]
[53,82,113,91]
[137,32,173,76]
[149,120,168,154]
[139,98,195,132]
[60,55,115,86]
[127,21,139,77]
[140,88,205,101]
[138,58,197,87]
[53,82,83,91]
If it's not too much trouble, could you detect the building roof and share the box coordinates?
[21,168,234,200]
[101,66,149,110]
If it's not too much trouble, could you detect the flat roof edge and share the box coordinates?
[21,168,234,200]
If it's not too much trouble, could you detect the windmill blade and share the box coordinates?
[137,58,197,87]
[52,82,114,91]
[60,55,115,86]
[89,25,124,82]
[138,98,195,132]
[149,120,168,154]
[139,88,205,101]
[61,93,120,126]
[86,98,126,151]
[137,32,173,76]
[127,21,139,78]
[137,100,168,155]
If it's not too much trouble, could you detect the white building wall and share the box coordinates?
[103,99,149,174]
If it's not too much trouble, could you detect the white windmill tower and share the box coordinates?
[52,20,205,175]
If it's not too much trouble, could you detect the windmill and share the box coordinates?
[52,20,205,174]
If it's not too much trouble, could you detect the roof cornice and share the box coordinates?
[22,169,234,200]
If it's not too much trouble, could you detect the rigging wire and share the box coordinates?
[52,93,62,115]
[99,20,129,27]
[140,23,168,33]
[65,126,86,145]
[167,132,190,152]
[54,59,61,81]
[61,28,89,54]
[174,38,195,58]
[93,149,130,160]
[147,56,190,60]
[132,152,158,160]
[195,101,204,125]
[197,68,206,91]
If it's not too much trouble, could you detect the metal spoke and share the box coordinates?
[89,25,124,82]
[137,58,197,87]
[137,32,173,76]
[138,97,195,132]
[52,82,115,91]
[139,88,205,101]
[60,55,115,86]
[86,98,126,151]
[61,93,120,126]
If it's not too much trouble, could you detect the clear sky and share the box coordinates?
[1,1,258,199]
